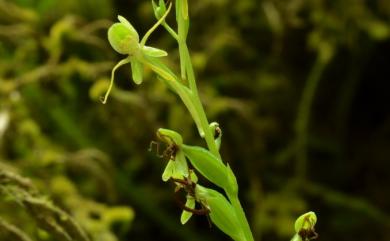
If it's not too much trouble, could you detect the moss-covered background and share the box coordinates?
[1,0,390,240]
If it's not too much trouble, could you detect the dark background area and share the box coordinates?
[1,0,390,241]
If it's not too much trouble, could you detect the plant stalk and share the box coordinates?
[179,36,254,241]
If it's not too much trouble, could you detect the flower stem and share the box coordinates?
[179,35,254,241]
[173,3,254,240]
[227,193,254,241]
[179,41,220,158]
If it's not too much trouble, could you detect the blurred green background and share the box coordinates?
[1,0,390,240]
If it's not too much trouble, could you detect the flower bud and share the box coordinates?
[152,0,167,19]
[209,122,222,150]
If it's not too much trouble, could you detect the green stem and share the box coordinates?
[179,32,254,241]
[162,22,178,40]
[192,97,220,158]
[177,34,221,153]
[177,37,218,156]
[182,44,199,101]
[227,193,255,241]
[172,2,254,240]
[143,56,203,133]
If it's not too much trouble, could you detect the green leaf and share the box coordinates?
[195,185,244,241]
[182,145,228,190]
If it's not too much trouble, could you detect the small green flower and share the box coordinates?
[209,122,222,150]
[152,0,167,20]
[152,0,178,40]
[156,128,189,182]
[291,211,318,241]
[102,4,172,104]
[294,211,317,233]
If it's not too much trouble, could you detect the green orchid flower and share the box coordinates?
[102,3,173,104]
[156,128,189,182]
[291,211,318,241]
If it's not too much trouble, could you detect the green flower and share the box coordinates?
[291,211,318,241]
[102,4,172,104]
[294,211,317,233]
[156,128,189,182]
